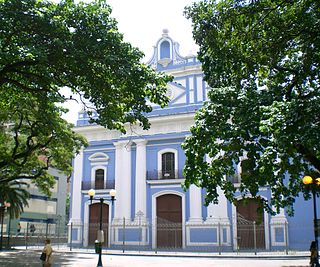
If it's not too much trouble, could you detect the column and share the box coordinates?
[113,140,132,222]
[113,141,124,221]
[70,149,83,223]
[122,141,132,220]
[205,154,230,224]
[188,184,203,223]
[206,186,229,223]
[69,149,84,244]
[134,139,148,221]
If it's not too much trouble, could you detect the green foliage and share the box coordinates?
[0,89,86,196]
[0,0,171,215]
[0,179,29,218]
[183,0,320,214]
[0,0,171,132]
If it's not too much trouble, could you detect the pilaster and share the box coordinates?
[134,139,148,222]
[187,184,203,223]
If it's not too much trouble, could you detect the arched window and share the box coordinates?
[160,41,170,59]
[161,152,175,179]
[95,169,104,189]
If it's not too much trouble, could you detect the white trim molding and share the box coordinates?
[270,209,288,247]
[186,222,231,247]
[90,165,107,184]
[88,152,109,163]
[157,148,178,178]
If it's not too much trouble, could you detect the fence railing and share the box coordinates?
[81,180,115,190]
[146,169,184,180]
[6,219,312,255]
[66,218,302,254]
[3,222,68,250]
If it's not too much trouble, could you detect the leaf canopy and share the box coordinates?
[0,0,171,210]
[183,0,320,214]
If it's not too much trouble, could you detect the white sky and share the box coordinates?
[61,0,199,124]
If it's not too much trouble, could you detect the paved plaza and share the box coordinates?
[0,249,312,267]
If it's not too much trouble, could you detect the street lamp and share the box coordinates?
[0,202,11,250]
[303,175,320,267]
[88,189,116,267]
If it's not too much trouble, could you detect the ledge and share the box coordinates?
[146,178,185,185]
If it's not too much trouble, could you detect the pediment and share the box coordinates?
[167,82,186,104]
[88,152,109,162]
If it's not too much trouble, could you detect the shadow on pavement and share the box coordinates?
[0,249,94,266]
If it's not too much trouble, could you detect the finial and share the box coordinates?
[162,29,169,37]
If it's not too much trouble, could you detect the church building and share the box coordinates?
[69,30,314,251]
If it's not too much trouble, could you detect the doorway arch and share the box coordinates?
[88,203,109,246]
[156,194,182,248]
[235,198,266,250]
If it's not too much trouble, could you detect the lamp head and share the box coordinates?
[88,188,95,202]
[110,189,116,203]
[110,189,116,198]
[303,175,313,185]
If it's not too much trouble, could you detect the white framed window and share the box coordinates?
[89,153,109,189]
[157,148,178,179]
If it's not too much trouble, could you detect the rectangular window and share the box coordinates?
[95,169,104,189]
[162,152,175,179]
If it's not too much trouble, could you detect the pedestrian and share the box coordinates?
[16,223,21,236]
[41,238,53,267]
[30,224,36,235]
[310,241,319,267]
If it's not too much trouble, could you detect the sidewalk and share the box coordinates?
[11,245,310,259]
[0,248,311,267]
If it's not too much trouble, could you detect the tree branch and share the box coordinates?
[0,77,49,93]
[295,143,320,172]
[0,60,39,78]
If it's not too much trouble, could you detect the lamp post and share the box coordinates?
[0,202,11,250]
[303,175,320,267]
[88,189,116,267]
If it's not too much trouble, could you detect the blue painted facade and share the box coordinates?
[69,29,316,251]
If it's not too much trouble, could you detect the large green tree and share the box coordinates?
[183,0,320,214]
[0,90,86,194]
[0,0,171,212]
[0,0,171,131]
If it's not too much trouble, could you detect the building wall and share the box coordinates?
[14,167,68,233]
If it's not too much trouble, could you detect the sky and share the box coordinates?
[61,0,199,124]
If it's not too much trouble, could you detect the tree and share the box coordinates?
[0,0,171,132]
[183,0,320,214]
[0,179,29,218]
[0,0,171,202]
[0,89,87,196]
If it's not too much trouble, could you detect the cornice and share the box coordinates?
[74,113,195,142]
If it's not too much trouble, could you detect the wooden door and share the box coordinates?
[156,194,182,248]
[236,198,265,249]
[89,203,109,246]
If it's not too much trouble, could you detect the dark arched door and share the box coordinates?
[236,198,265,250]
[156,194,182,248]
[89,203,109,246]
